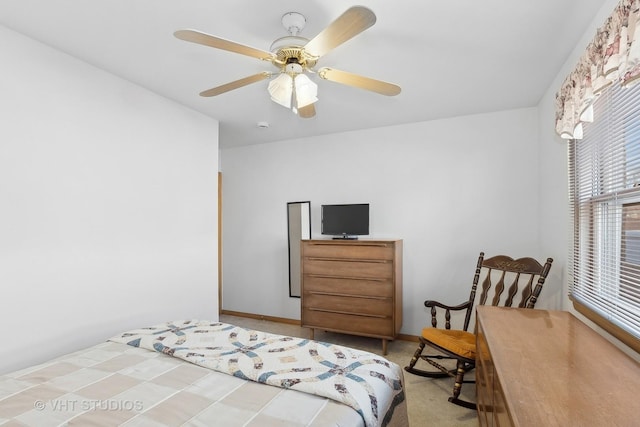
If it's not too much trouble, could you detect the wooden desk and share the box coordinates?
[476,306,640,427]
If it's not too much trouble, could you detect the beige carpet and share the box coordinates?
[220,314,479,427]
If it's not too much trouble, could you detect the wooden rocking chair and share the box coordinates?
[404,251,553,409]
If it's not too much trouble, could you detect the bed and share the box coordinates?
[0,320,408,426]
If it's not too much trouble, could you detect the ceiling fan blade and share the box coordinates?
[297,103,316,118]
[174,29,275,61]
[318,67,401,96]
[199,72,271,97]
[303,6,376,58]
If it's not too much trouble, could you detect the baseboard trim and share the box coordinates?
[220,310,301,326]
[220,310,421,342]
[397,333,420,342]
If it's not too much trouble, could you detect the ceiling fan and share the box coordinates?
[174,6,401,118]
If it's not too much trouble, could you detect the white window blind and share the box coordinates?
[568,80,640,351]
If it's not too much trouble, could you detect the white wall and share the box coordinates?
[0,26,220,374]
[538,0,640,359]
[221,107,546,336]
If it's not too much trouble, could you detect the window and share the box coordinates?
[568,80,640,353]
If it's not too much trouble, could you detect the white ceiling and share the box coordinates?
[0,0,606,148]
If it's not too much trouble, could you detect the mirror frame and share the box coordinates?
[287,201,311,298]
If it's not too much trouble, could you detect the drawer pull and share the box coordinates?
[307,307,388,319]
[305,257,390,263]
[308,291,389,300]
[307,242,390,248]
[305,274,387,282]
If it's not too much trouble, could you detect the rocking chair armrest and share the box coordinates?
[424,299,473,330]
[424,299,472,312]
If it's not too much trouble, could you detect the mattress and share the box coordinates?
[0,320,408,426]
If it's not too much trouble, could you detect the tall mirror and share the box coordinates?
[287,201,311,297]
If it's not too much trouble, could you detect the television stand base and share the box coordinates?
[332,236,358,240]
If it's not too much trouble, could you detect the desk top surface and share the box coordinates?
[477,306,640,427]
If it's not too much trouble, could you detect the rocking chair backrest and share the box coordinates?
[462,252,553,332]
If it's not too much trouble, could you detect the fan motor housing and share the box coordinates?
[270,12,317,70]
[270,38,317,70]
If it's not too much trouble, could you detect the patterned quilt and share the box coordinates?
[109,320,406,427]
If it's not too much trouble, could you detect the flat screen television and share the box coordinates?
[321,203,369,239]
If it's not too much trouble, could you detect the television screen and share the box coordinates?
[321,204,369,238]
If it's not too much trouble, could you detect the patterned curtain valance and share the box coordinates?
[555,0,640,140]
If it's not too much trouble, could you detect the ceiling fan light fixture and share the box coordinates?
[268,73,293,108]
[294,74,318,108]
[285,62,304,74]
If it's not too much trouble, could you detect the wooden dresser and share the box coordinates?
[300,239,402,354]
[476,306,640,427]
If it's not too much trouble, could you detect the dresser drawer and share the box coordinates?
[303,292,392,316]
[303,258,393,279]
[303,310,394,337]
[303,275,393,297]
[303,242,394,260]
